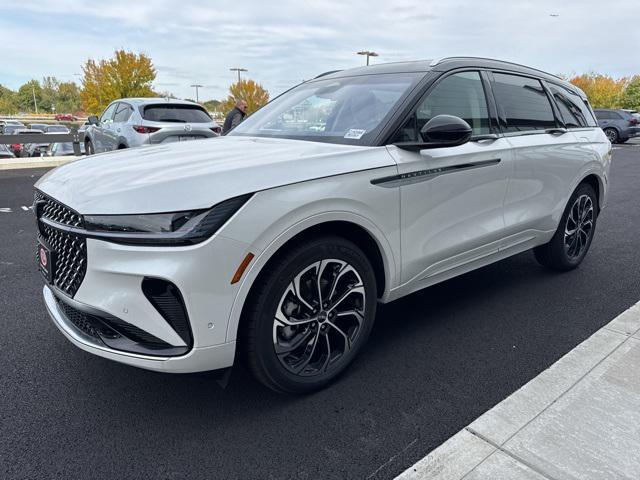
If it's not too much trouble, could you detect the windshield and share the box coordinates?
[228,73,422,145]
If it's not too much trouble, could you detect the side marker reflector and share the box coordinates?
[231,252,255,284]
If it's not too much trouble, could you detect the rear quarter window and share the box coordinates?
[491,72,557,132]
[548,83,597,128]
[142,105,212,123]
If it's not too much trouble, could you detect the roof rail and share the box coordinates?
[430,56,562,80]
[314,70,342,79]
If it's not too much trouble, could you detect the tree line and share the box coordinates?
[1,50,638,116]
[0,50,269,117]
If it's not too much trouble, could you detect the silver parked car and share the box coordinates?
[84,98,222,154]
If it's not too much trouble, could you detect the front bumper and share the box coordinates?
[41,231,252,372]
[44,285,236,372]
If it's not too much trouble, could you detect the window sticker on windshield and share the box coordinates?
[344,129,366,139]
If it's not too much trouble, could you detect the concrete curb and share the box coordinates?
[397,301,640,480]
[0,156,80,170]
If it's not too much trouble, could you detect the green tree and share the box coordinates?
[621,76,640,110]
[56,81,82,113]
[80,50,157,114]
[203,99,221,112]
[219,79,269,116]
[17,80,42,113]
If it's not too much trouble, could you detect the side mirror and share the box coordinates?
[88,115,99,125]
[395,115,473,152]
[420,115,473,146]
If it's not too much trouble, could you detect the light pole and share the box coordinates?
[190,84,203,103]
[230,67,248,82]
[31,84,38,114]
[357,50,379,66]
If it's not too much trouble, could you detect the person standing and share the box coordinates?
[222,100,248,134]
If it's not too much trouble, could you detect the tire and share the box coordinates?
[534,183,598,271]
[241,236,378,394]
[604,127,619,144]
[85,139,95,155]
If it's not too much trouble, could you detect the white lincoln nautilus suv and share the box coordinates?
[35,57,611,393]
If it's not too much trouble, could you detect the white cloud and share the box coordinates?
[0,0,638,102]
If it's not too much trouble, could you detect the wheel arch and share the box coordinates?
[579,173,602,213]
[225,214,396,343]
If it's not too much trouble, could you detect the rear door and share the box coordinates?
[492,72,586,247]
[386,70,513,285]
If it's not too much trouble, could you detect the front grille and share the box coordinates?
[54,296,188,356]
[35,191,87,297]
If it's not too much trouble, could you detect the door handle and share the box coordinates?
[471,133,499,142]
[545,128,567,135]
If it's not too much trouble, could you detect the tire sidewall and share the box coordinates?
[250,237,377,393]
[556,183,598,268]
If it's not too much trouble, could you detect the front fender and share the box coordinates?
[219,167,401,343]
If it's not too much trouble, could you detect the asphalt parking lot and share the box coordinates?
[1,143,639,480]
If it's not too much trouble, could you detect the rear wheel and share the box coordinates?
[534,183,597,271]
[242,236,377,394]
[604,127,619,144]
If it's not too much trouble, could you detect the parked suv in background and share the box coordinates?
[84,98,222,154]
[594,108,640,143]
[36,57,610,393]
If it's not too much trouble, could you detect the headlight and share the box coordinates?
[83,194,252,246]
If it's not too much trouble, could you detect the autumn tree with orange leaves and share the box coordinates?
[80,50,156,114]
[568,74,627,109]
[219,79,270,116]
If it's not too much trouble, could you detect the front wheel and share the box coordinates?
[534,183,598,271]
[242,237,377,394]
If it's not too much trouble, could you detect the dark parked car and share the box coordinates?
[44,125,70,133]
[2,124,23,136]
[29,123,49,132]
[594,108,640,143]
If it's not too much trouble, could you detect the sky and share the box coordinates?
[0,0,638,102]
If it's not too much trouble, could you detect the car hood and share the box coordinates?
[35,136,393,214]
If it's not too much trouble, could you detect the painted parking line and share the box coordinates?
[0,206,33,213]
[396,300,640,480]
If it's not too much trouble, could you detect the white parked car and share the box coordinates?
[35,57,611,393]
[83,98,222,154]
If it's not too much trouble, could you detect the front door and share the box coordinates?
[94,103,117,152]
[386,71,513,286]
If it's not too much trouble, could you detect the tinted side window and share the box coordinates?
[100,103,117,123]
[595,110,609,120]
[393,71,490,142]
[610,111,623,119]
[492,73,556,132]
[113,103,133,122]
[548,84,595,128]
